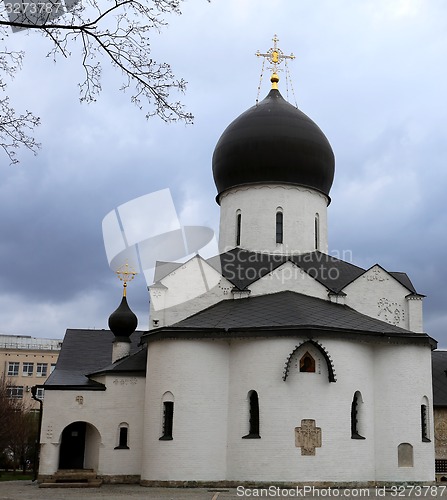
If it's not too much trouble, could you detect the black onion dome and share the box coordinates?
[212,89,335,202]
[108,296,138,341]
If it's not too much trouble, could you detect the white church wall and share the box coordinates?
[39,376,146,478]
[94,375,146,477]
[218,185,329,254]
[373,344,434,482]
[149,257,234,328]
[249,261,328,299]
[343,265,414,331]
[141,340,230,482]
[140,335,433,483]
[406,295,424,333]
[226,337,377,482]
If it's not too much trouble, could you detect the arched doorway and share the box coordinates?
[59,421,101,470]
[59,422,86,469]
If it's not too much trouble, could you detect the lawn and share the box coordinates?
[0,471,33,481]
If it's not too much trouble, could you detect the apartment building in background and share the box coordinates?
[0,334,62,410]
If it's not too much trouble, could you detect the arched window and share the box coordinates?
[242,390,260,439]
[299,352,316,373]
[351,391,365,440]
[421,396,430,442]
[115,422,129,449]
[236,212,242,246]
[276,211,283,244]
[160,392,174,441]
[314,214,320,250]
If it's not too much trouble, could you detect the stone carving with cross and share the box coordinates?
[295,419,322,456]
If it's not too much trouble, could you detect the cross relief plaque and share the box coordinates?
[295,419,322,456]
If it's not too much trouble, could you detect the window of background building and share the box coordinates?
[36,363,48,377]
[7,362,19,376]
[7,386,23,399]
[23,362,34,376]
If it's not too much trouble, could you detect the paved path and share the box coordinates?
[2,481,447,500]
[0,482,232,500]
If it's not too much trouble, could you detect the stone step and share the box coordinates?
[39,469,102,488]
[53,469,96,480]
[40,479,103,488]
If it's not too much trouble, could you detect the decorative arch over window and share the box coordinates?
[242,390,261,439]
[236,211,242,246]
[398,443,414,467]
[351,391,365,440]
[283,340,336,382]
[421,396,430,442]
[299,352,316,373]
[276,210,283,244]
[160,391,174,441]
[314,213,320,250]
[115,422,129,449]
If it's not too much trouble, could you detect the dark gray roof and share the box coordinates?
[88,347,147,377]
[432,350,447,406]
[389,272,417,294]
[143,291,435,347]
[44,329,145,390]
[206,249,417,294]
[207,248,287,290]
[289,252,365,293]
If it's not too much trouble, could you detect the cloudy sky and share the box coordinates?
[1,0,447,347]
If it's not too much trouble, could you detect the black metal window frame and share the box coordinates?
[351,392,366,440]
[236,213,242,246]
[160,401,174,440]
[276,211,283,244]
[421,404,430,442]
[242,390,261,439]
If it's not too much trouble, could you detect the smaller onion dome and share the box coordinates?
[108,295,138,343]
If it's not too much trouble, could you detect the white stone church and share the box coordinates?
[38,65,436,485]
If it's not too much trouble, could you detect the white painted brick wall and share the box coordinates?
[219,185,329,254]
[141,340,230,481]
[39,375,146,477]
[149,257,234,328]
[343,265,423,333]
[373,344,434,481]
[226,338,376,482]
[141,336,433,482]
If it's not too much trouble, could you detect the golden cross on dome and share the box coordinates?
[256,34,295,90]
[115,263,137,297]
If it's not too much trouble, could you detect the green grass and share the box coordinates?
[0,471,33,481]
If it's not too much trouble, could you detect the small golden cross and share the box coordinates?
[256,34,295,89]
[116,263,137,296]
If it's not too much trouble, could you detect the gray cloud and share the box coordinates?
[1,0,446,346]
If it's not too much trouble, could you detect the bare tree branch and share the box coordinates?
[0,0,196,164]
[0,47,41,164]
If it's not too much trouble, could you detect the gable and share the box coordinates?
[151,255,225,311]
[342,265,413,330]
[249,260,328,299]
